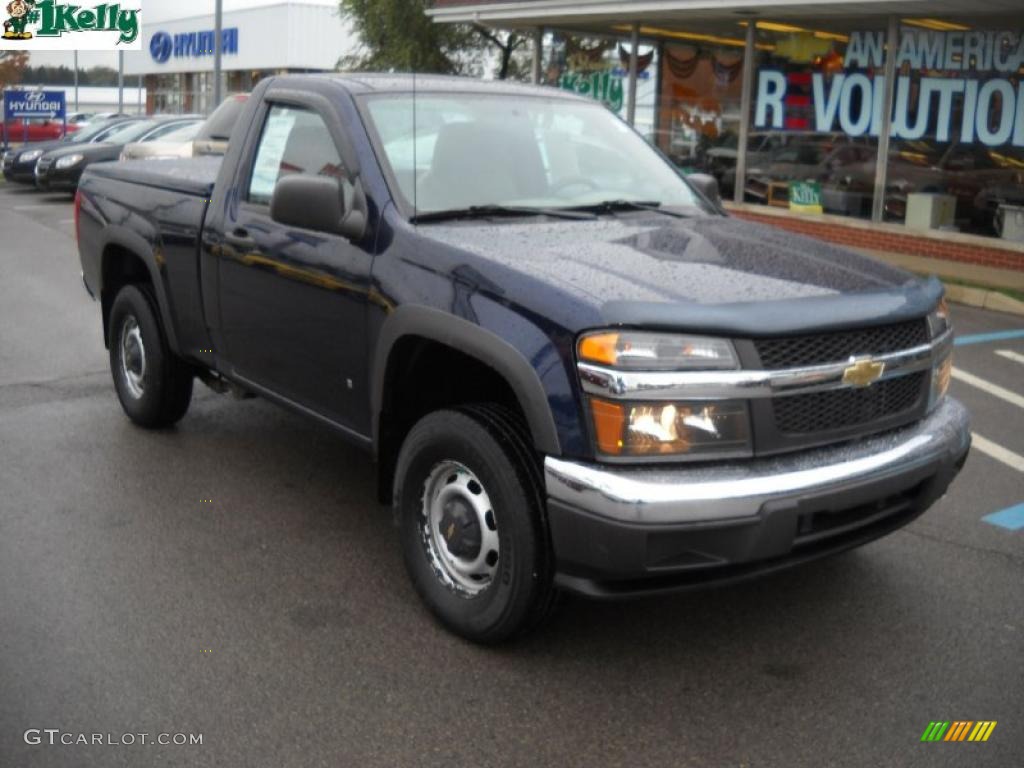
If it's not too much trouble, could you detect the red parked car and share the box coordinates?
[1,117,80,143]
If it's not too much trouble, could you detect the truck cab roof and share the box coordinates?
[298,72,589,101]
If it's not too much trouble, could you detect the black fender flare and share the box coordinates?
[97,225,181,353]
[371,305,561,456]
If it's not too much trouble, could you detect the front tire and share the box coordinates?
[108,284,193,428]
[395,406,555,643]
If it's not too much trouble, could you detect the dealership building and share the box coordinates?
[429,0,1024,287]
[124,1,353,115]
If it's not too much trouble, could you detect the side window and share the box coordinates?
[144,121,190,141]
[95,123,127,141]
[247,105,345,206]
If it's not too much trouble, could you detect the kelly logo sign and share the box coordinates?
[755,28,1024,148]
[1,0,141,49]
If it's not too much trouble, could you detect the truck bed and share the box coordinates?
[83,156,222,198]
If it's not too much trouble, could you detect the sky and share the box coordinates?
[27,0,341,69]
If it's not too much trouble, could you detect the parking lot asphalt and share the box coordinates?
[0,180,1021,768]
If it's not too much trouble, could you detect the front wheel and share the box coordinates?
[394,406,556,643]
[108,284,193,428]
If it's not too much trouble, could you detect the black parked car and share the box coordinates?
[35,116,201,192]
[2,117,140,184]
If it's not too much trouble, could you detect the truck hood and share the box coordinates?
[417,213,941,335]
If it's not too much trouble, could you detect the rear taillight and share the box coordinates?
[73,190,82,243]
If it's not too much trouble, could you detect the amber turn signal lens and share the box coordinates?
[578,331,738,370]
[578,333,619,366]
[589,398,625,454]
[936,355,952,396]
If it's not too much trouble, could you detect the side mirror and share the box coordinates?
[270,174,366,240]
[687,172,722,208]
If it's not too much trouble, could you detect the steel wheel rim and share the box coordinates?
[119,315,146,399]
[420,460,499,596]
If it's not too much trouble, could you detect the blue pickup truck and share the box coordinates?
[76,74,970,642]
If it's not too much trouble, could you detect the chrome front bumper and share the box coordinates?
[544,398,970,596]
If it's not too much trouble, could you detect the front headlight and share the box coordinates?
[590,399,752,457]
[578,331,749,458]
[20,149,43,163]
[578,331,739,370]
[55,154,84,169]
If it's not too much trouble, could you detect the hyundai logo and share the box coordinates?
[150,31,172,64]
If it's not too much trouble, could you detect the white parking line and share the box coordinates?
[951,368,1024,410]
[971,433,1024,473]
[995,349,1024,366]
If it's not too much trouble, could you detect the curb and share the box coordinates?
[943,283,1024,317]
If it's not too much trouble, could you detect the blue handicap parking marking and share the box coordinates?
[982,503,1024,531]
[955,329,1024,347]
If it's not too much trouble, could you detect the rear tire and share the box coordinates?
[395,406,556,643]
[108,284,193,428]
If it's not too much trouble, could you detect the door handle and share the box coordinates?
[224,228,256,251]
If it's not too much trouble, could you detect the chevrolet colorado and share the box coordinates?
[76,74,970,643]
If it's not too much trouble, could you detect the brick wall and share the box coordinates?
[728,208,1024,273]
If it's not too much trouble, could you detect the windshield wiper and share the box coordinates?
[565,200,691,219]
[411,204,596,223]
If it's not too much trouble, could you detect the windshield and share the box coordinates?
[100,119,161,145]
[195,94,248,142]
[158,122,202,142]
[67,118,126,143]
[363,93,702,215]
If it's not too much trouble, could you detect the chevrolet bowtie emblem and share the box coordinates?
[842,357,886,388]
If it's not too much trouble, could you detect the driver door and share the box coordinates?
[215,101,374,435]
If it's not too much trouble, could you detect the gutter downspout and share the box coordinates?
[734,21,755,204]
[872,16,899,223]
[626,23,639,125]
[532,27,543,84]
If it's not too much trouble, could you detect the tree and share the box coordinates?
[17,64,120,86]
[339,0,530,79]
[0,51,28,90]
[472,24,529,80]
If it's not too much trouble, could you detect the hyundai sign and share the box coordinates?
[150,27,239,63]
[3,90,66,119]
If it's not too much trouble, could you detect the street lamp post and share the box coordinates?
[213,0,223,111]
[626,23,639,126]
[118,50,124,113]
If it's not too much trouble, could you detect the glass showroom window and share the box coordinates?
[744,17,1024,239]
[747,21,883,220]
[542,33,658,136]
[149,73,186,115]
[879,19,1024,239]
[655,27,748,186]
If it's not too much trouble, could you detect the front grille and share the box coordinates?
[36,157,53,174]
[754,319,928,369]
[772,371,926,434]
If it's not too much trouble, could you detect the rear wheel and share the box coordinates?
[108,284,193,428]
[395,406,556,643]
